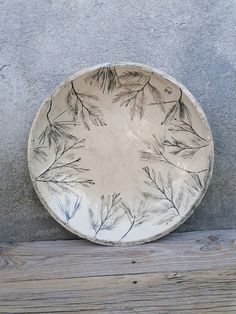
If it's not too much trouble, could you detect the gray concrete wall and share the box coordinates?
[0,0,235,242]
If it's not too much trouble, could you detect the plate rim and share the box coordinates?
[28,62,214,246]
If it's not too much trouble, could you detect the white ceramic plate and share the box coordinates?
[28,63,214,246]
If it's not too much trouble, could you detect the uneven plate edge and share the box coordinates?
[27,62,214,246]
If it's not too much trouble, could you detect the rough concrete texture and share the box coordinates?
[0,0,235,242]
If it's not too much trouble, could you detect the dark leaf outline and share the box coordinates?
[185,173,203,196]
[158,212,178,226]
[113,72,163,120]
[57,195,81,223]
[119,71,144,81]
[140,134,208,174]
[33,146,47,162]
[36,139,95,189]
[89,193,123,237]
[142,166,182,217]
[147,80,164,111]
[38,100,77,148]
[161,88,191,125]
[65,81,106,130]
[163,137,208,159]
[85,66,120,93]
[119,200,154,241]
[168,119,208,144]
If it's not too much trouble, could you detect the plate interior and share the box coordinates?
[28,64,213,245]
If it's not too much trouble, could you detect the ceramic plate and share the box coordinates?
[28,63,214,246]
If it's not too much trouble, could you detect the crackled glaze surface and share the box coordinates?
[28,63,214,245]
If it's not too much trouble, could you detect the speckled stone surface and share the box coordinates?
[0,0,235,242]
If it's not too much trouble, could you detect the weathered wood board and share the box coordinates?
[0,229,236,313]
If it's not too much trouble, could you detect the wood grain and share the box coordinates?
[0,229,236,313]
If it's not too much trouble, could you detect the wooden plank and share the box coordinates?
[0,229,236,281]
[0,229,236,313]
[0,269,236,313]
